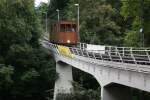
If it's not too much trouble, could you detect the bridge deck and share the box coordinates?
[42,40,150,73]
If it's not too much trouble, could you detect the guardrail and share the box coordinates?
[42,40,150,66]
[77,42,150,65]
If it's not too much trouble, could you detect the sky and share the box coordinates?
[35,0,49,7]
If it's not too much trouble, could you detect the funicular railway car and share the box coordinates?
[49,21,78,45]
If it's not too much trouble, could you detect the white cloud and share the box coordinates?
[35,0,49,7]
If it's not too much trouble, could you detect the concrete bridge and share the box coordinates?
[42,39,150,100]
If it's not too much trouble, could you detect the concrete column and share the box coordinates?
[101,84,132,100]
[53,61,73,100]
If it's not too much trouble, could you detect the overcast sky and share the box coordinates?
[35,0,49,7]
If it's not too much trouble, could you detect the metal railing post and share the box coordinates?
[146,49,150,62]
[81,49,84,56]
[116,47,123,63]
[86,51,90,58]
[108,50,113,61]
[123,47,125,56]
[99,52,104,61]
[76,48,80,56]
[92,52,96,59]
[130,48,137,65]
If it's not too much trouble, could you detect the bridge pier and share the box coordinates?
[101,84,132,100]
[53,62,73,100]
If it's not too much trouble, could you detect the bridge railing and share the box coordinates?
[43,41,150,66]
[69,46,150,66]
[77,42,150,64]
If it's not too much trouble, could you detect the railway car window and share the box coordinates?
[60,24,65,32]
[66,24,72,32]
[54,24,56,33]
[57,23,60,32]
[60,23,76,32]
[51,26,52,32]
[72,24,76,32]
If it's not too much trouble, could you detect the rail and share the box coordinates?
[43,41,150,66]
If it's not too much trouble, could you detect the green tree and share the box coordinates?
[56,82,100,100]
[121,0,150,47]
[0,0,56,100]
[64,0,122,45]
[48,0,69,21]
[0,64,14,100]
[37,2,49,34]
[124,30,140,47]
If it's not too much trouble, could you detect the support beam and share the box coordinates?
[53,62,73,100]
[101,84,132,100]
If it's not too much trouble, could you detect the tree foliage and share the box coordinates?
[0,0,149,100]
[0,0,56,100]
[56,82,100,100]
[121,0,150,46]
[36,2,49,33]
[64,0,123,45]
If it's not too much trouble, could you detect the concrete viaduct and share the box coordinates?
[42,40,150,100]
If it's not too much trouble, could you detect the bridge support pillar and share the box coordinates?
[101,84,132,100]
[53,62,73,100]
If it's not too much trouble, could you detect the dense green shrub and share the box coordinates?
[56,89,100,100]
